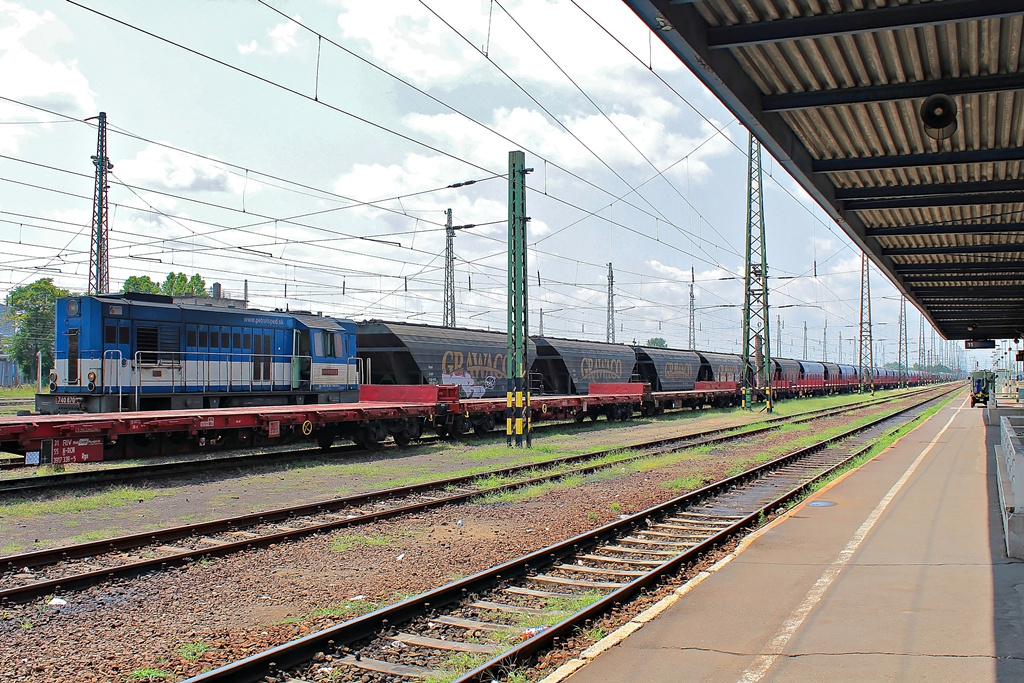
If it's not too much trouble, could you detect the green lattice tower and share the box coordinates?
[506,151,532,446]
[740,133,772,412]
[858,253,875,394]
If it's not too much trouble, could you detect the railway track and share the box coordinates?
[184,385,960,683]
[0,387,946,606]
[0,389,929,495]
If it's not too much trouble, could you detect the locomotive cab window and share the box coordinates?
[105,324,117,344]
[315,331,346,358]
[187,329,197,348]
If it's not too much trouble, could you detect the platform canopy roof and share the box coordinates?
[623,0,1024,341]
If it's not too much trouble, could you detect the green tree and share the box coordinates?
[160,272,208,296]
[2,278,70,381]
[645,337,668,348]
[122,275,161,294]
[186,273,207,296]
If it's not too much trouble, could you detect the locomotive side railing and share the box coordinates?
[101,350,124,412]
[104,351,361,411]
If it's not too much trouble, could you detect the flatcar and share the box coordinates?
[38,293,361,414]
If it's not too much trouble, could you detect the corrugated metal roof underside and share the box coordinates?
[626,0,1024,340]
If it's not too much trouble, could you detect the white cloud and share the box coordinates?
[116,143,250,197]
[0,1,96,152]
[236,15,303,55]
[401,107,731,184]
[335,1,481,87]
[268,17,301,53]
[332,0,678,95]
[331,152,528,253]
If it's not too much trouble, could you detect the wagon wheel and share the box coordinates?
[354,426,381,450]
[473,415,495,436]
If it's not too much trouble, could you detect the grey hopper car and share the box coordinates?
[531,336,637,394]
[357,321,534,399]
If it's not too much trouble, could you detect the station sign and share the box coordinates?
[965,339,996,349]
[40,437,104,465]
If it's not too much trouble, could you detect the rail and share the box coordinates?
[182,386,959,682]
[0,386,950,603]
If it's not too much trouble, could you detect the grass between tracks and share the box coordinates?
[329,533,398,553]
[0,485,166,519]
[0,386,34,416]
[469,390,942,506]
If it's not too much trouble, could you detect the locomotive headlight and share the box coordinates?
[88,372,96,382]
[87,371,97,392]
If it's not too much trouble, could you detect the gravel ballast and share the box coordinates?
[0,392,943,681]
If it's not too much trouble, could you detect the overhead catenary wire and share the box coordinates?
[256,0,740,262]
[9,2,888,339]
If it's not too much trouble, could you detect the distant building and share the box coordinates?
[0,303,18,386]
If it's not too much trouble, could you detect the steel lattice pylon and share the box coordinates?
[688,266,696,352]
[606,263,615,343]
[740,132,772,411]
[444,208,455,328]
[88,112,112,295]
[898,296,908,388]
[918,314,925,370]
[688,267,695,350]
[822,319,828,362]
[858,253,874,394]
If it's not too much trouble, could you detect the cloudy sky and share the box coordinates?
[0,0,968,368]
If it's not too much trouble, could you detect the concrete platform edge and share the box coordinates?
[539,403,942,683]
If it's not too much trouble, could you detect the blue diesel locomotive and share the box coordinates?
[38,293,361,413]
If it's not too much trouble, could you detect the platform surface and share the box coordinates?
[563,393,1024,682]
